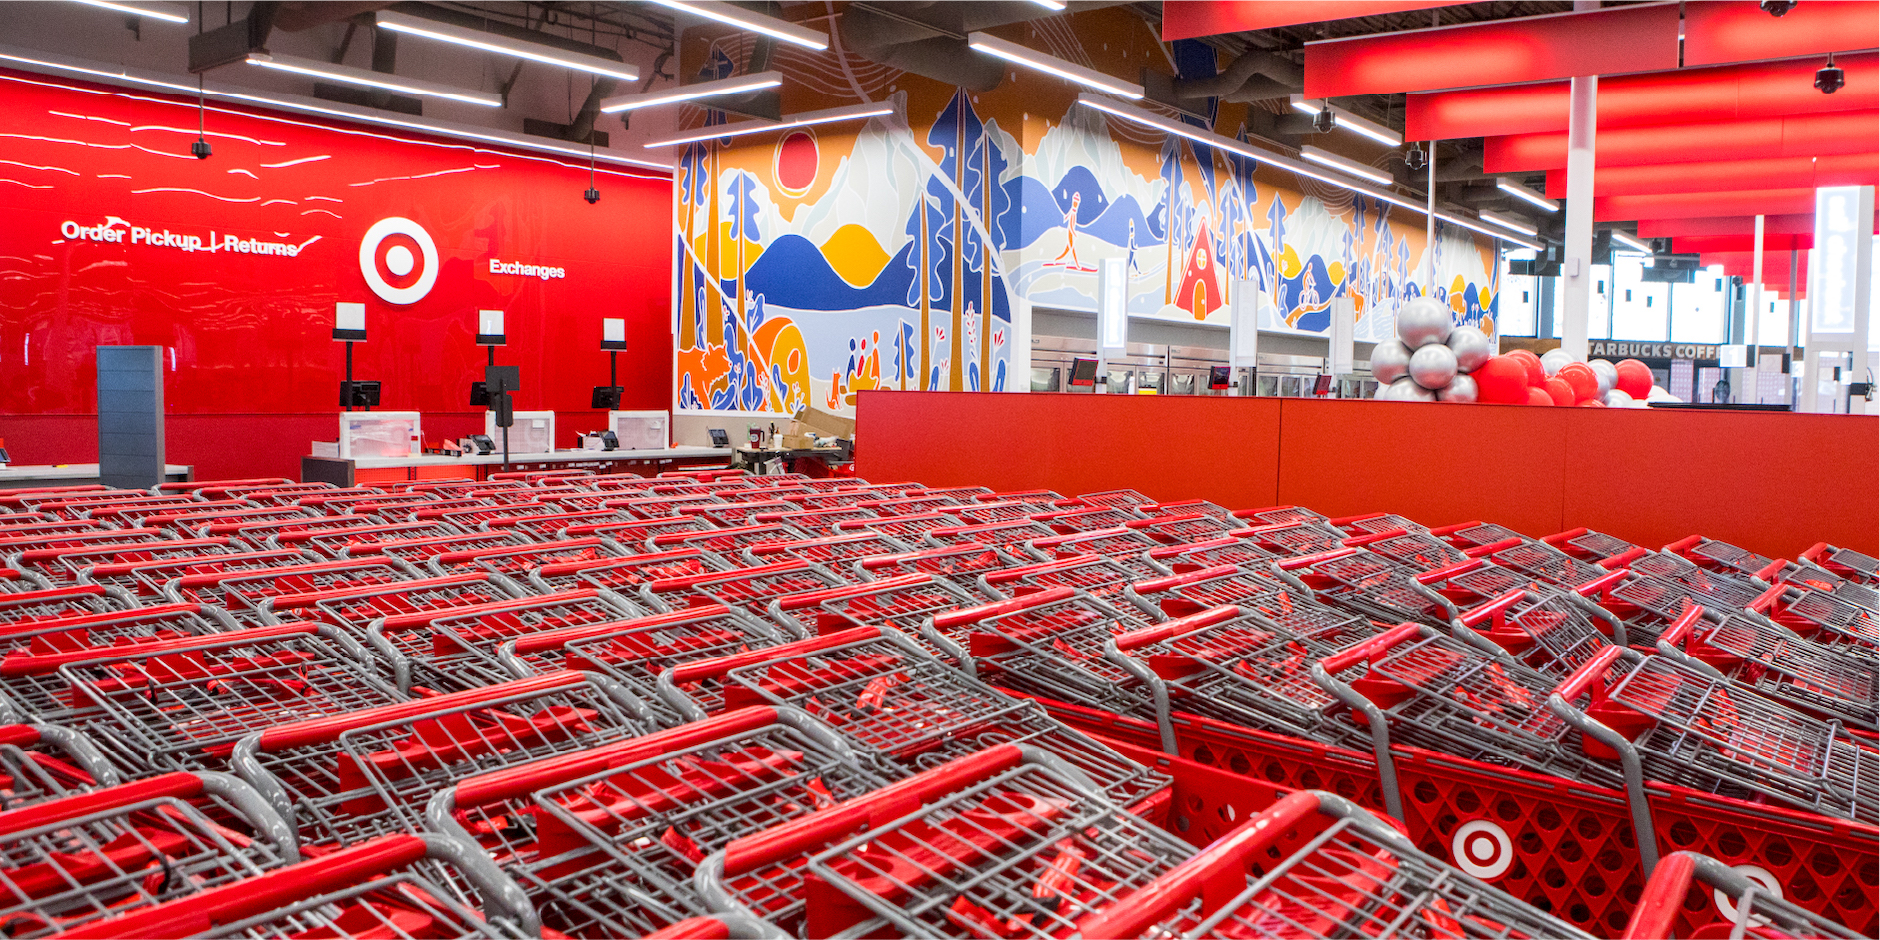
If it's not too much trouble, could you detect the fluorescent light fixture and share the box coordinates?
[1498,178,1558,212]
[246,52,502,107]
[69,0,188,23]
[1074,95,1541,250]
[1077,95,1264,161]
[1031,0,1067,9]
[376,11,639,83]
[601,70,782,113]
[1289,96,1402,146]
[1477,208,1538,237]
[0,43,669,170]
[643,0,828,51]
[645,100,895,149]
[1300,145,1393,186]
[968,32,1143,99]
[1611,230,1652,254]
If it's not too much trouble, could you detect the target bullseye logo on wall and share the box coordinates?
[358,217,439,305]
[1450,819,1514,880]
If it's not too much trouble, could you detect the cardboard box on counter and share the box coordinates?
[784,405,854,449]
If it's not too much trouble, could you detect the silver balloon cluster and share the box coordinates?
[1371,297,1491,402]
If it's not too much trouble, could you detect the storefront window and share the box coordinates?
[1671,264,1727,343]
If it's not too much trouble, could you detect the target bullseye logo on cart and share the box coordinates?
[1451,820,1513,879]
[359,217,438,305]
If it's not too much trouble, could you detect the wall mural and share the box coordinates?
[673,9,1501,416]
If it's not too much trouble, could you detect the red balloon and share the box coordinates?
[1578,399,1606,408]
[1525,387,1554,407]
[1615,359,1653,399]
[1543,377,1576,407]
[1507,349,1546,386]
[1472,356,1531,405]
[1557,363,1600,402]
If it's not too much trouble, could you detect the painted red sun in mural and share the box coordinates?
[774,130,818,197]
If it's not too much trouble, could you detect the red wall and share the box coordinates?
[856,391,1879,562]
[0,69,671,480]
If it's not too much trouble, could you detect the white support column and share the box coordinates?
[1743,214,1765,401]
[1801,185,1875,413]
[1009,297,1032,392]
[1425,145,1437,295]
[1559,73,1597,362]
[1096,256,1128,393]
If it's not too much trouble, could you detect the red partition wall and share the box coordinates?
[857,391,1878,561]
[854,391,1283,510]
[0,69,671,480]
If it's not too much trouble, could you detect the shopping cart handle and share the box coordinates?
[1746,582,1786,613]
[982,554,1108,585]
[1663,534,1704,554]
[1276,548,1357,571]
[1124,512,1207,530]
[1425,521,1481,537]
[1600,547,1650,569]
[1751,557,1788,583]
[1574,569,1629,597]
[435,538,604,565]
[1075,790,1327,940]
[258,670,594,750]
[0,601,206,640]
[666,625,883,684]
[1319,623,1423,674]
[1799,542,1829,565]
[1463,536,1525,558]
[1551,646,1624,701]
[1230,505,1304,520]
[379,589,600,632]
[536,549,693,580]
[647,559,807,592]
[1030,527,1128,550]
[1146,537,1237,561]
[774,574,930,610]
[1541,528,1588,546]
[0,772,207,838]
[1340,527,1408,548]
[720,744,1025,877]
[1456,589,1527,627]
[1618,851,1699,940]
[1654,605,1706,650]
[53,834,433,940]
[0,621,320,675]
[1415,559,1484,585]
[1128,565,1241,595]
[1111,606,1240,652]
[0,584,108,605]
[265,573,489,610]
[1326,512,1386,527]
[931,587,1079,631]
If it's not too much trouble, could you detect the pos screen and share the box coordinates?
[1207,365,1232,390]
[1068,357,1099,388]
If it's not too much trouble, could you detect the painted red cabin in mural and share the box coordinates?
[1175,224,1219,320]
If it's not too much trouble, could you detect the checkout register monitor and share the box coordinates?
[1068,357,1099,388]
[1207,365,1232,390]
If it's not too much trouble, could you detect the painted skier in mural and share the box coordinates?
[1050,191,1084,269]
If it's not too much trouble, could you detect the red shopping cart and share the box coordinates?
[0,520,118,543]
[0,585,135,629]
[1279,548,1460,626]
[931,587,1164,716]
[1122,511,1239,545]
[855,495,967,517]
[368,589,642,692]
[54,832,538,939]
[655,626,1165,804]
[140,506,319,539]
[1751,582,1879,649]
[0,722,121,808]
[18,538,252,586]
[1122,563,1315,620]
[201,481,343,504]
[527,548,733,594]
[768,573,983,644]
[1230,505,1330,527]
[784,489,885,511]
[296,490,438,516]
[427,537,628,579]
[1545,527,1645,563]
[230,671,656,849]
[484,509,637,541]
[1019,526,1168,565]
[0,771,300,936]
[1328,511,1429,537]
[916,485,997,502]
[1622,850,1865,940]
[1076,788,1597,940]
[561,515,717,545]
[1802,541,1879,586]
[651,523,815,559]
[937,500,1053,528]
[89,498,258,528]
[741,531,908,569]
[0,602,238,670]
[259,573,528,637]
[40,494,200,521]
[0,528,175,562]
[979,556,1164,627]
[280,521,468,559]
[640,559,848,616]
[164,558,421,626]
[1075,486,1154,509]
[833,511,962,541]
[158,477,292,494]
[614,494,728,520]
[1137,497,1236,520]
[1142,534,1282,574]
[853,543,1014,598]
[1234,520,1352,558]
[1654,605,1876,730]
[77,548,318,599]
[923,519,1060,551]
[487,469,593,483]
[413,502,558,531]
[1031,505,1149,535]
[425,706,894,938]
[682,501,801,529]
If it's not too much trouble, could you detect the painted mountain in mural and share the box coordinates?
[744,233,917,311]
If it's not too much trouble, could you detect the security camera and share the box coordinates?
[1816,58,1845,94]
[584,187,601,204]
[190,138,212,160]
[1404,144,1426,171]
[1313,105,1335,134]
[1760,0,1796,15]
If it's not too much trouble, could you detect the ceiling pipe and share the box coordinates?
[1173,48,1302,101]
[839,4,1003,92]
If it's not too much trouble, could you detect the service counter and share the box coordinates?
[0,464,193,488]
[302,447,734,487]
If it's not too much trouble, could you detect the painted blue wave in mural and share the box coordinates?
[997,175,1056,250]
[1276,253,1343,334]
[744,233,918,312]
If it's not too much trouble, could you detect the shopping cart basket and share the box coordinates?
[785,489,886,512]
[1019,527,1167,566]
[1801,542,1879,586]
[1664,534,1779,583]
[259,573,527,636]
[428,537,628,579]
[0,722,121,808]
[769,573,983,646]
[0,602,238,667]
[1122,564,1311,620]
[855,495,967,517]
[981,554,1166,616]
[1450,583,1632,675]
[368,589,642,692]
[933,587,1163,717]
[710,743,1193,940]
[1621,850,1864,940]
[655,626,1165,804]
[18,538,253,586]
[0,770,300,937]
[230,670,655,849]
[561,514,717,544]
[614,494,728,520]
[296,491,438,516]
[77,548,318,600]
[1236,520,1353,558]
[1329,511,1430,537]
[164,558,422,627]
[141,507,318,539]
[1230,505,1330,527]
[854,543,1013,598]
[1350,528,1472,573]
[528,548,734,594]
[281,521,467,560]
[1280,548,1460,626]
[930,500,1047,528]
[43,494,200,521]
[484,509,637,542]
[0,485,110,511]
[1617,549,1769,609]
[2,624,402,774]
[425,706,893,938]
[682,501,801,529]
[1142,534,1282,574]
[742,531,909,569]
[833,511,962,541]
[487,469,593,483]
[1075,487,1154,509]
[0,520,119,543]
[1469,536,1615,592]
[641,559,848,616]
[916,485,997,503]
[650,523,815,559]
[748,507,878,538]
[1584,568,1764,648]
[1137,497,1236,520]
[1,528,175,564]
[208,514,391,550]
[348,531,533,567]
[0,585,135,629]
[157,477,293,495]
[1655,606,1877,731]
[90,499,258,528]
[1075,788,1597,940]
[924,520,1061,552]
[202,481,342,504]
[1122,511,1239,545]
[1545,527,1645,563]
[338,495,481,523]
[1031,505,1150,535]
[1549,644,1879,824]
[1751,582,1879,649]
[54,831,537,939]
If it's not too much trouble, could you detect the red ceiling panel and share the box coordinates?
[1483,111,1879,171]
[1639,214,1818,237]
[1595,188,1818,221]
[1684,0,1880,68]
[1406,53,1877,140]
[1543,153,1879,198]
[1673,234,1814,253]
[1701,251,1809,295]
[1161,1,1464,41]
[1303,3,1679,98]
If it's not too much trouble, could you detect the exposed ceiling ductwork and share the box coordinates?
[839,1,1131,94]
[1172,48,1302,102]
